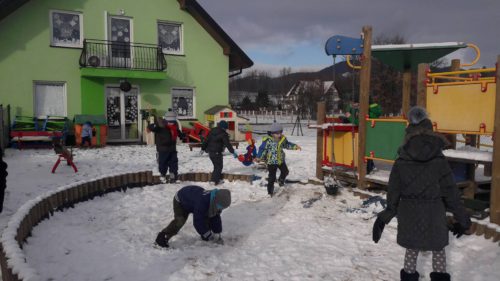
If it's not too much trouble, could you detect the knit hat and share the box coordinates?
[208,189,231,217]
[269,122,283,133]
[163,109,177,122]
[407,106,428,125]
[218,120,229,130]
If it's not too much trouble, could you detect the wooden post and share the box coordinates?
[417,63,429,108]
[316,101,326,180]
[402,69,411,116]
[490,55,500,224]
[357,25,372,189]
[446,59,460,149]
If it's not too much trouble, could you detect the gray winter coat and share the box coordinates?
[377,119,471,251]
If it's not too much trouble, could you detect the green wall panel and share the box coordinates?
[365,120,407,160]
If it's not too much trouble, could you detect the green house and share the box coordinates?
[0,0,253,142]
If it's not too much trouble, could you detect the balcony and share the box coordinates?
[79,39,167,72]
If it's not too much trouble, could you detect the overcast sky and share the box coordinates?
[198,0,500,75]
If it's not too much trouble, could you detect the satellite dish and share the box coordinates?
[88,56,100,67]
[119,80,132,92]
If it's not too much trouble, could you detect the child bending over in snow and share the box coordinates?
[372,106,471,281]
[155,185,231,248]
[256,123,301,197]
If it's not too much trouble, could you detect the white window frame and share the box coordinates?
[171,87,195,119]
[33,81,67,118]
[49,10,84,48]
[158,21,183,55]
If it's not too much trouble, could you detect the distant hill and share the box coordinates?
[230,61,352,94]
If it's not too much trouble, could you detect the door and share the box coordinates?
[108,16,133,68]
[106,86,140,142]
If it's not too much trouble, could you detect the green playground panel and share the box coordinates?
[365,120,407,160]
[12,116,36,131]
[44,116,68,131]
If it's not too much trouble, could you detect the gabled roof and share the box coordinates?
[204,105,233,115]
[286,80,337,97]
[178,0,253,72]
[0,0,253,72]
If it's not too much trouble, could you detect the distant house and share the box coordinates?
[283,80,339,113]
[0,0,252,143]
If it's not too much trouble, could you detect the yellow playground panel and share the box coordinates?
[323,125,358,168]
[426,68,496,135]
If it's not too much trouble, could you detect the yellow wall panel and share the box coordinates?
[427,83,496,134]
[323,130,358,167]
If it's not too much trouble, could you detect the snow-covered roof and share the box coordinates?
[286,80,337,97]
[372,42,466,51]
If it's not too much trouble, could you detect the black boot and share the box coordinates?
[155,232,170,248]
[401,269,420,281]
[430,272,450,281]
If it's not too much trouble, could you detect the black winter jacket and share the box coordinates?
[0,148,7,190]
[201,127,234,154]
[148,118,178,153]
[377,119,471,251]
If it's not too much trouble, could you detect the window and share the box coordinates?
[34,82,67,117]
[171,88,194,119]
[158,21,183,55]
[50,10,83,48]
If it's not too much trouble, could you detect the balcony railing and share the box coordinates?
[79,39,167,71]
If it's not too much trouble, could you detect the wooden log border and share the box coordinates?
[0,171,253,281]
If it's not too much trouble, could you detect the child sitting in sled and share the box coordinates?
[238,138,257,166]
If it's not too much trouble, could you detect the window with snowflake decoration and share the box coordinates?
[158,21,183,55]
[172,88,195,119]
[50,10,83,48]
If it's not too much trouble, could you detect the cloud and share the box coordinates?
[199,0,500,68]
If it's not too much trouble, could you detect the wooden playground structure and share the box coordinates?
[314,26,500,224]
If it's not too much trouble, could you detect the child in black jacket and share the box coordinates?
[0,147,7,213]
[201,121,237,185]
[372,107,471,281]
[148,110,182,183]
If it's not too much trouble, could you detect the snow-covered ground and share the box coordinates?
[1,125,499,281]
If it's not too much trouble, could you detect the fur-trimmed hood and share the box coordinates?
[398,119,448,162]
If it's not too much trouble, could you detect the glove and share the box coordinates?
[201,231,212,241]
[372,217,385,243]
[451,223,467,238]
[233,152,238,158]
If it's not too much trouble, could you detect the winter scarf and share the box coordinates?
[167,124,178,141]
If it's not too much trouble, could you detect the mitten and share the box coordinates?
[233,152,238,158]
[372,217,385,243]
[451,222,467,238]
